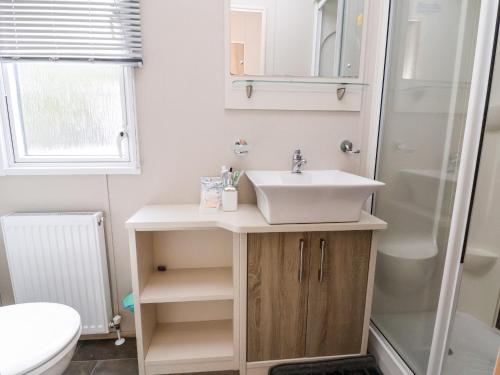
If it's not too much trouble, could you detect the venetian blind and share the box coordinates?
[0,0,142,64]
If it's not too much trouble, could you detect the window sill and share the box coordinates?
[0,164,141,176]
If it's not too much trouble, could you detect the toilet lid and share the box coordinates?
[0,302,81,375]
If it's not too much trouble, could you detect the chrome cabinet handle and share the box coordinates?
[318,239,326,282]
[298,239,304,282]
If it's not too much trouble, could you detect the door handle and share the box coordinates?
[298,239,305,282]
[318,239,326,282]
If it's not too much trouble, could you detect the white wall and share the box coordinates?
[0,0,383,333]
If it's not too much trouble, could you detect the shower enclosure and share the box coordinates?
[371,0,500,374]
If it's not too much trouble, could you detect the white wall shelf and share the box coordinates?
[126,204,387,232]
[140,267,233,304]
[145,320,234,374]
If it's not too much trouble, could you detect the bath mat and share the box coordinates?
[269,355,383,375]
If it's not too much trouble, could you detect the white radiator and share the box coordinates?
[1,212,112,335]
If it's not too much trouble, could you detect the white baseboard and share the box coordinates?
[368,324,414,375]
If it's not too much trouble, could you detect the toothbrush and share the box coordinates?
[233,170,244,187]
[221,166,229,187]
[228,167,233,187]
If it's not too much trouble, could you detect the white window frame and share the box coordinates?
[0,63,140,176]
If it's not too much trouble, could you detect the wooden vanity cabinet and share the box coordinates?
[306,231,371,357]
[247,230,372,362]
[127,205,385,375]
[246,232,310,362]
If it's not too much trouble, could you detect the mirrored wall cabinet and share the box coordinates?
[224,0,369,111]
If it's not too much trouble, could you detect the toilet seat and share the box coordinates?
[0,302,81,375]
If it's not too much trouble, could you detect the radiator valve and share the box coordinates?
[109,315,125,346]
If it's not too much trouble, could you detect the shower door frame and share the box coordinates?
[368,0,500,374]
[426,0,500,373]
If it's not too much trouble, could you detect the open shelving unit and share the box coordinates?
[146,320,234,366]
[127,204,388,375]
[129,228,240,375]
[140,267,233,303]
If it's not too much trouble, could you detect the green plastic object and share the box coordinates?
[122,292,134,313]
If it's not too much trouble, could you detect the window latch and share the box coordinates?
[117,130,128,158]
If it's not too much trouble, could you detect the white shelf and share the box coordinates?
[145,320,234,370]
[126,204,388,232]
[140,267,233,303]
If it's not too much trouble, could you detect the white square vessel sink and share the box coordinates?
[246,170,385,224]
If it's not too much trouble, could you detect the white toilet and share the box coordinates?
[0,302,81,375]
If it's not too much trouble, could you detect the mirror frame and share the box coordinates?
[224,0,370,111]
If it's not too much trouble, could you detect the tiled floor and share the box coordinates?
[64,359,139,375]
[64,340,379,375]
[63,338,138,375]
[63,338,238,375]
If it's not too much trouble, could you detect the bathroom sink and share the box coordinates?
[246,170,385,224]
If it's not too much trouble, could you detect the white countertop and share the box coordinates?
[126,204,387,233]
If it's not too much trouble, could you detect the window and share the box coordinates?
[1,62,136,166]
[0,0,142,175]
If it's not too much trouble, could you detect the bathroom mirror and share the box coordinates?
[229,0,366,78]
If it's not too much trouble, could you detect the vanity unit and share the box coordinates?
[127,204,387,375]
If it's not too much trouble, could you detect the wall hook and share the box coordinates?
[337,86,346,100]
[246,84,253,99]
[340,140,360,154]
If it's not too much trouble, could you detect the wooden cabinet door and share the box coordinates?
[305,231,371,357]
[247,232,310,362]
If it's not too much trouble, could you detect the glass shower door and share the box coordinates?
[442,18,500,375]
[371,1,482,374]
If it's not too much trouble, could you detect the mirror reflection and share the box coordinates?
[229,0,365,78]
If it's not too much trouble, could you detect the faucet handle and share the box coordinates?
[292,149,306,173]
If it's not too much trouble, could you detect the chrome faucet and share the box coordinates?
[292,149,307,174]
